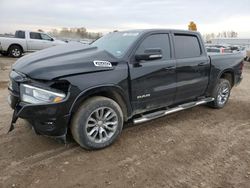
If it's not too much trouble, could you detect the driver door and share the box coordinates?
[40,33,55,49]
[129,33,177,113]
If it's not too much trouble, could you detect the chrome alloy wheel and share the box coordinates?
[12,49,21,57]
[86,107,118,144]
[217,84,230,106]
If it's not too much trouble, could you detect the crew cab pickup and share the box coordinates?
[0,30,65,58]
[8,29,244,149]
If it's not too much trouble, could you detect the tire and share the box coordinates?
[0,51,9,56]
[9,45,22,58]
[71,96,124,149]
[208,79,231,109]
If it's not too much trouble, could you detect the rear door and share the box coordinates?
[129,33,177,113]
[173,33,210,103]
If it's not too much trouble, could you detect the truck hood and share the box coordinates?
[12,43,118,80]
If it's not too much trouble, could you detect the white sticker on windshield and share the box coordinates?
[93,60,112,68]
[122,33,139,37]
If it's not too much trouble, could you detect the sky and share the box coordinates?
[0,0,250,37]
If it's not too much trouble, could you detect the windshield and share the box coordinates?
[91,31,141,58]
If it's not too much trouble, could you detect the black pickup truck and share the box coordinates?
[8,29,244,149]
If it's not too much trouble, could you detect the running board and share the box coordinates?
[133,97,214,124]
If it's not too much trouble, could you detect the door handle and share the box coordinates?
[198,62,206,66]
[164,66,175,70]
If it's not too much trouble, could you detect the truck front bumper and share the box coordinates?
[8,88,70,139]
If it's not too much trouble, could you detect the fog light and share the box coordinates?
[42,121,55,130]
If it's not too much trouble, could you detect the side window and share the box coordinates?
[174,34,201,59]
[136,34,171,60]
[41,33,52,41]
[30,32,42,40]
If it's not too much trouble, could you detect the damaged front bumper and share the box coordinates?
[8,92,70,136]
[8,71,71,141]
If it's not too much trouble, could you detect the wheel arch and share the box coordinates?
[7,43,24,54]
[218,69,235,87]
[69,85,132,122]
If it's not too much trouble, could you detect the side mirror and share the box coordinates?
[50,38,54,41]
[135,48,163,61]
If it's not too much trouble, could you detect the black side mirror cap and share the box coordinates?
[135,48,163,61]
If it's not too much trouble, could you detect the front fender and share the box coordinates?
[69,84,132,121]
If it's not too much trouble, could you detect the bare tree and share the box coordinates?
[216,31,238,38]
[203,30,238,42]
[203,33,216,43]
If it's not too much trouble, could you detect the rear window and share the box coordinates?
[15,31,25,39]
[174,34,202,59]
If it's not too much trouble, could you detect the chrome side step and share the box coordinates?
[133,97,214,124]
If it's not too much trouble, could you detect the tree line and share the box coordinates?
[203,31,238,42]
[41,27,102,40]
[187,22,238,42]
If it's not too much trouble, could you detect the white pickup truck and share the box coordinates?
[0,30,66,58]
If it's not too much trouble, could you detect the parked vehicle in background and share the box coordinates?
[211,38,250,60]
[0,30,66,58]
[79,39,92,45]
[211,38,250,49]
[206,46,227,54]
[59,38,92,45]
[205,44,247,58]
[8,29,244,149]
[205,44,231,54]
[229,45,247,58]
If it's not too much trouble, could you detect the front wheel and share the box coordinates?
[208,79,231,109]
[71,96,124,149]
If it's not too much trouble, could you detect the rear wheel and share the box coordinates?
[208,79,231,109]
[71,96,124,149]
[9,45,22,58]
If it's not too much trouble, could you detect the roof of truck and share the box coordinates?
[116,29,199,35]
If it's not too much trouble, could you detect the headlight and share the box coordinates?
[20,84,66,104]
[9,80,13,91]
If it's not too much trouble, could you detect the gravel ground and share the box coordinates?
[0,56,250,188]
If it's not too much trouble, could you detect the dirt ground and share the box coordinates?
[0,56,250,188]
